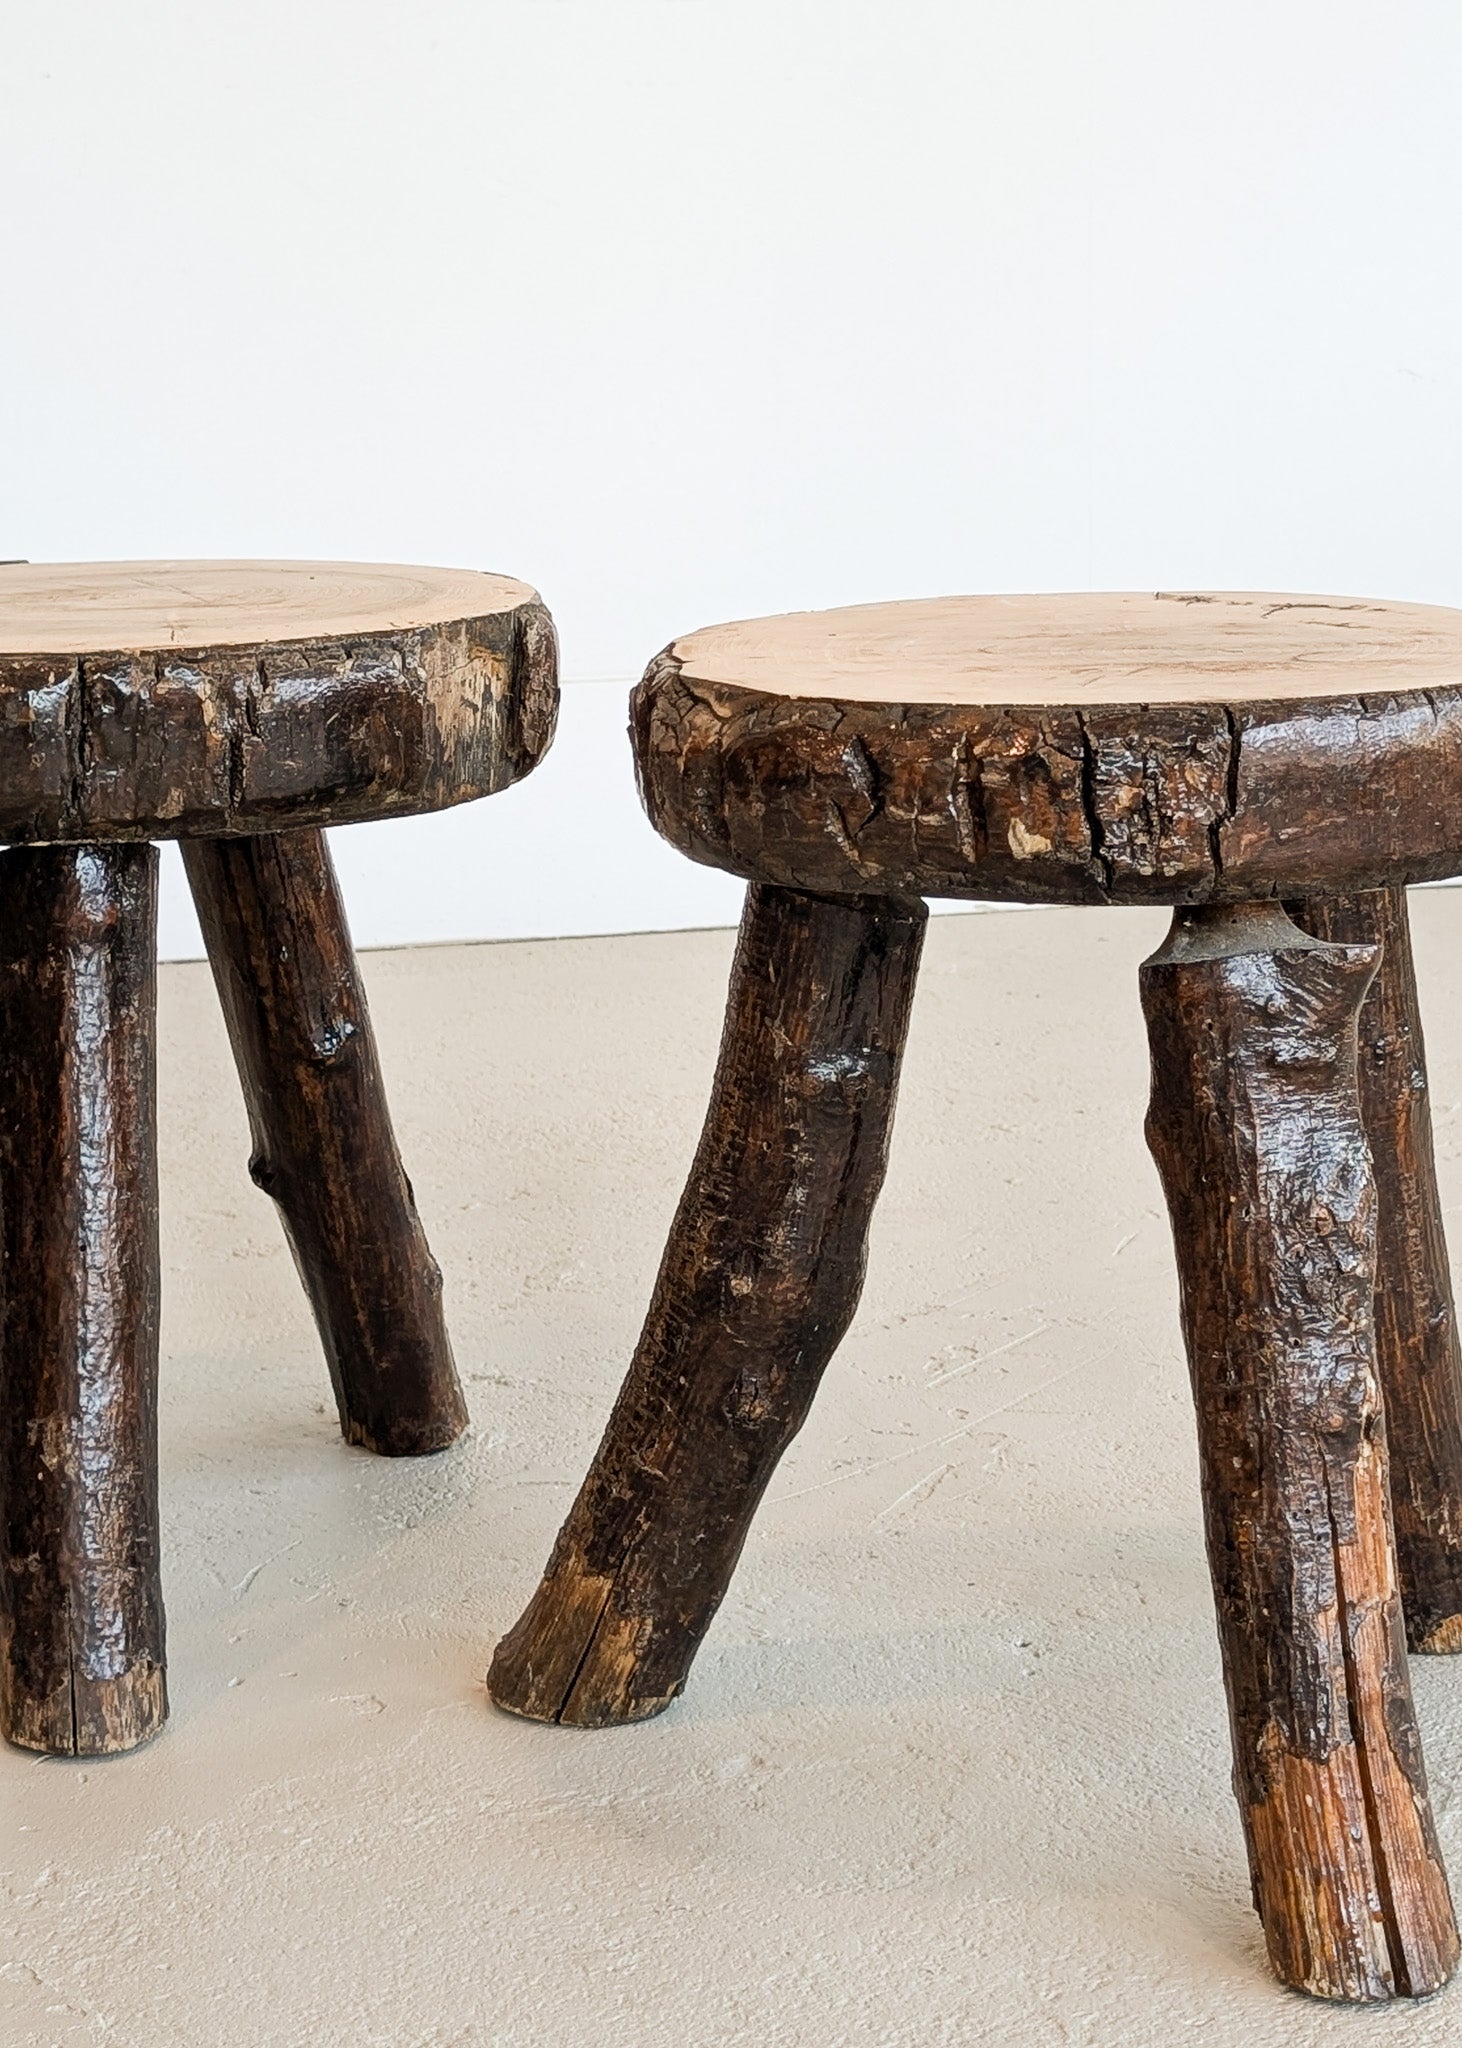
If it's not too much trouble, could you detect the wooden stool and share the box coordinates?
[0,560,557,1758]
[490,590,1462,2002]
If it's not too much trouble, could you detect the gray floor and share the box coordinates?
[6,896,1462,2045]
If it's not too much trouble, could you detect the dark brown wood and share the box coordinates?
[183,829,466,1456]
[634,651,1462,909]
[0,561,558,842]
[0,843,165,1754]
[0,564,557,1753]
[611,594,1462,1999]
[489,882,927,1727]
[1289,887,1462,1655]
[1142,900,1458,2000]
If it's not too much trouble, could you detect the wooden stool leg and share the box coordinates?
[489,883,926,1727]
[183,830,466,1457]
[1289,886,1462,1653]
[0,844,166,1755]
[1142,901,1458,2001]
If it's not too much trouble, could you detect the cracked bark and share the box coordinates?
[632,657,1462,906]
[183,830,466,1455]
[1073,709,1114,894]
[0,595,558,844]
[488,883,926,1726]
[612,597,1462,1998]
[1288,886,1462,1652]
[1142,901,1457,2000]
[0,843,166,1754]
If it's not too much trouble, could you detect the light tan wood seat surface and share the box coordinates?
[502,582,1462,2005]
[672,591,1462,708]
[637,589,1462,907]
[0,560,536,657]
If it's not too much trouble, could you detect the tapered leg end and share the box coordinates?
[487,886,927,1728]
[343,1387,469,1459]
[487,1564,681,1727]
[186,831,470,1460]
[1143,902,1459,2002]
[2,1660,168,1758]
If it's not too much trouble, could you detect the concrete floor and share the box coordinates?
[7,895,1462,2045]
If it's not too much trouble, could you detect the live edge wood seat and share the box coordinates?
[0,560,557,1761]
[490,591,1462,2004]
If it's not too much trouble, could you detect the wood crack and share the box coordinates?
[1072,709,1113,894]
[1206,703,1242,887]
[557,1579,623,1725]
[1326,1459,1410,1995]
[66,657,90,830]
[1142,904,1457,1999]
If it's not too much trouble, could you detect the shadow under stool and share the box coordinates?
[491,589,1462,2003]
[0,558,558,1759]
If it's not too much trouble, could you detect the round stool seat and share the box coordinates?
[0,560,557,841]
[496,585,1462,2000]
[0,558,561,1760]
[634,590,1462,904]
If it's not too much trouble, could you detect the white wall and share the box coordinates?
[7,3,1462,953]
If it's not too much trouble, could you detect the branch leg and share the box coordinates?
[1143,901,1458,2001]
[183,830,465,1456]
[489,883,926,1727]
[1289,887,1462,1652]
[0,844,165,1754]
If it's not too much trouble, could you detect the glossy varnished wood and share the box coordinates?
[496,590,1462,2002]
[489,883,926,1726]
[0,560,560,1756]
[635,595,1462,905]
[0,560,558,842]
[0,844,165,1754]
[184,830,467,1455]
[1290,887,1462,1654]
[1142,902,1457,2000]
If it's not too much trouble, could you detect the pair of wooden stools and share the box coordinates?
[6,567,1462,2003]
